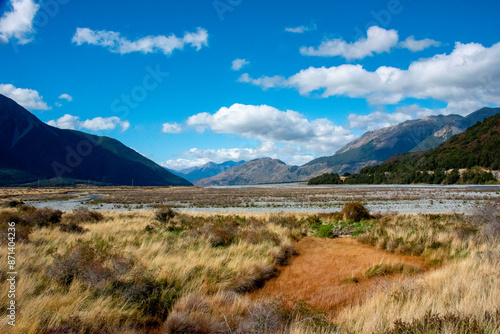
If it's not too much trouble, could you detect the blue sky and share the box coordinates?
[1,0,500,170]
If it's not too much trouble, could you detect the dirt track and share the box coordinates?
[250,237,428,314]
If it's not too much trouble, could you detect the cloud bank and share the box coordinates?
[240,41,500,111]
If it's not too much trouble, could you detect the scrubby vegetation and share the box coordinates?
[0,201,498,333]
[308,172,342,185]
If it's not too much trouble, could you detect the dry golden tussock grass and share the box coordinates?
[0,203,498,333]
[0,209,306,333]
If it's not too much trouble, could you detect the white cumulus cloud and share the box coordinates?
[72,27,209,56]
[58,93,73,102]
[399,36,441,52]
[285,24,317,34]
[47,114,130,132]
[241,41,500,110]
[162,122,182,133]
[231,58,249,71]
[238,73,287,90]
[300,26,399,60]
[0,83,49,110]
[0,0,39,44]
[187,103,355,154]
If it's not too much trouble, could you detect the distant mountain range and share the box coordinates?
[194,157,338,186]
[0,94,191,187]
[195,107,500,186]
[169,160,245,183]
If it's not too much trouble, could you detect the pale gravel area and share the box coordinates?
[25,184,500,214]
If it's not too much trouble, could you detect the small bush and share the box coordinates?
[0,211,22,225]
[230,264,277,293]
[240,228,281,245]
[155,207,176,223]
[340,277,360,284]
[6,200,24,208]
[387,310,500,334]
[470,203,500,240]
[341,202,370,222]
[107,276,179,321]
[207,225,237,247]
[67,207,104,223]
[46,243,113,286]
[59,222,87,234]
[0,222,32,243]
[19,206,63,227]
[234,300,290,334]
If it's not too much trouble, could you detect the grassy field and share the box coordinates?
[0,198,499,333]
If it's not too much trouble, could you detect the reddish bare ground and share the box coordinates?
[251,237,427,314]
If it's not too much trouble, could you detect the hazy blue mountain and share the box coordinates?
[170,160,245,182]
[194,158,333,186]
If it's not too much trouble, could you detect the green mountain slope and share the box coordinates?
[0,94,192,187]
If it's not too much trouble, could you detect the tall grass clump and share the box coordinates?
[341,202,370,222]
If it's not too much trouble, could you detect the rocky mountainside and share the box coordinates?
[0,94,191,187]
[410,124,463,152]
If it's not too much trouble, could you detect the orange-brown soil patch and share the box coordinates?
[250,237,427,314]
